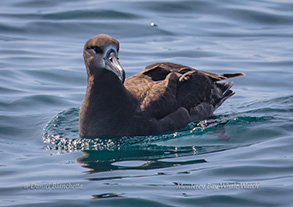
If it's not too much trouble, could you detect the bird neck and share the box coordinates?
[88,74,127,107]
[79,70,136,137]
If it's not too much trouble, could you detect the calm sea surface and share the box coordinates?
[1,0,293,206]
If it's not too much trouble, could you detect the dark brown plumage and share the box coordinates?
[79,34,244,138]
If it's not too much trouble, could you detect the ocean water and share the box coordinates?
[1,0,293,206]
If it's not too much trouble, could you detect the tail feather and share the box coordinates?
[213,81,235,109]
[212,72,244,108]
[221,73,245,79]
[200,71,245,81]
[215,91,235,109]
[216,81,233,95]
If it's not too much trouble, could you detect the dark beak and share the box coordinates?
[105,52,125,84]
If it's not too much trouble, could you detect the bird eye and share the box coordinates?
[88,46,103,54]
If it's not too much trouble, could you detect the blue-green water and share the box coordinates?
[1,0,293,206]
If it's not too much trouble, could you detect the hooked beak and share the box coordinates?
[105,52,125,84]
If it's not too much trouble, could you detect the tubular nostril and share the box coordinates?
[109,57,113,62]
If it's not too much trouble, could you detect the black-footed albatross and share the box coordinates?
[79,34,244,138]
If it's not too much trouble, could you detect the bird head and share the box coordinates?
[83,34,125,83]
